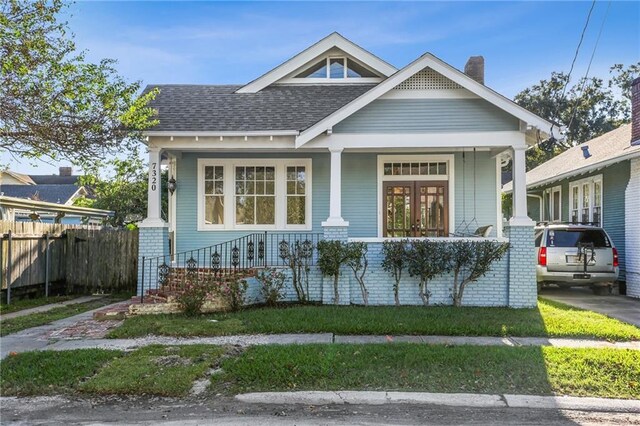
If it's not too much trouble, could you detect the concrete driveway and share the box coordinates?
[540,286,640,328]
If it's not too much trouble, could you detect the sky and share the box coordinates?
[4,0,639,175]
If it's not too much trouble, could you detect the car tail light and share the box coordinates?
[538,247,547,266]
[613,248,619,267]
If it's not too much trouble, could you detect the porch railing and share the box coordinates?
[140,232,323,302]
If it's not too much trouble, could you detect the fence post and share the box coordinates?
[45,232,50,298]
[6,231,12,305]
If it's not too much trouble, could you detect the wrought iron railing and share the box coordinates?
[139,232,323,302]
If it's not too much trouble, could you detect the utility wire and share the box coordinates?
[566,0,612,136]
[550,0,597,137]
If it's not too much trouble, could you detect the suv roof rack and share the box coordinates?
[536,221,602,227]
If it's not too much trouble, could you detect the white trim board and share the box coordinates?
[376,154,455,238]
[196,158,313,232]
[295,53,555,148]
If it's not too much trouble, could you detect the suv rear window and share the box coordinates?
[546,229,611,248]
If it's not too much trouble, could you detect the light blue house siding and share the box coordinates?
[334,99,520,133]
[525,161,630,280]
[174,151,498,253]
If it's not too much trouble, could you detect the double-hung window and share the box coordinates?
[198,159,312,231]
[569,175,603,225]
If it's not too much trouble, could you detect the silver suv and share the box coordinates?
[535,224,619,294]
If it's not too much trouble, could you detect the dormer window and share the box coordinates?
[295,57,379,79]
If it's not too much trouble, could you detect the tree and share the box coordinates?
[514,63,639,169]
[381,240,406,306]
[406,240,450,306]
[345,242,369,306]
[0,0,158,164]
[75,155,168,227]
[446,240,509,307]
[317,240,351,305]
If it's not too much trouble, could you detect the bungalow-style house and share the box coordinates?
[138,33,554,308]
[0,167,97,224]
[503,77,640,299]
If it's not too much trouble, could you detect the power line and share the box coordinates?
[566,0,612,136]
[550,0,597,137]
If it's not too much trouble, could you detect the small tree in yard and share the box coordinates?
[447,240,509,307]
[406,240,450,306]
[317,240,351,305]
[345,242,369,306]
[381,240,407,306]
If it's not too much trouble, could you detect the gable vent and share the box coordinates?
[394,67,462,90]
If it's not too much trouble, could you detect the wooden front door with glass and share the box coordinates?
[383,181,448,237]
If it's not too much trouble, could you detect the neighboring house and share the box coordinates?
[137,33,554,307]
[503,77,640,298]
[0,167,93,224]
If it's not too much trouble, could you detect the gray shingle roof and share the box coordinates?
[29,175,79,185]
[503,124,639,191]
[0,185,80,204]
[143,84,377,132]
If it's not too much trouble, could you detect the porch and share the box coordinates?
[136,139,535,308]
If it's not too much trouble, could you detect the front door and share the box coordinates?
[383,181,448,237]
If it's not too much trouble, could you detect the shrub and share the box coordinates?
[447,240,510,307]
[279,240,314,303]
[256,268,288,307]
[210,276,248,312]
[381,240,407,306]
[345,242,369,306]
[406,240,450,306]
[317,240,351,305]
[175,280,210,317]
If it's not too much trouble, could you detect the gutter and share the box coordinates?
[144,130,300,137]
[0,196,114,217]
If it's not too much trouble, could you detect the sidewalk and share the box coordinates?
[0,296,105,320]
[235,391,640,413]
[2,300,640,359]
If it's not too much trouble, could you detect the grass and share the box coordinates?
[0,349,122,396]
[108,298,640,341]
[0,295,75,315]
[80,345,225,396]
[213,344,640,399]
[0,294,131,336]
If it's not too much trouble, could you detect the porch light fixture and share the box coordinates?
[168,176,177,195]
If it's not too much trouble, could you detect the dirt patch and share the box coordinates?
[152,355,193,367]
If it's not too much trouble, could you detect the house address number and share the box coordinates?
[151,162,157,191]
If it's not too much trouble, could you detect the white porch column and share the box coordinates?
[510,145,534,226]
[141,146,165,226]
[322,147,349,227]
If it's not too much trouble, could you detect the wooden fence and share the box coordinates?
[0,221,138,298]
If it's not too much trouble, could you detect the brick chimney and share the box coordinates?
[59,166,72,176]
[464,56,484,85]
[632,77,640,146]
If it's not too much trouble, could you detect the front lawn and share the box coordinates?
[213,344,640,399]
[0,295,75,315]
[108,298,640,341]
[0,294,131,336]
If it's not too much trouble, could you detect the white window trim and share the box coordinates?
[376,154,455,238]
[281,56,383,84]
[546,185,562,222]
[568,174,603,224]
[197,158,312,231]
